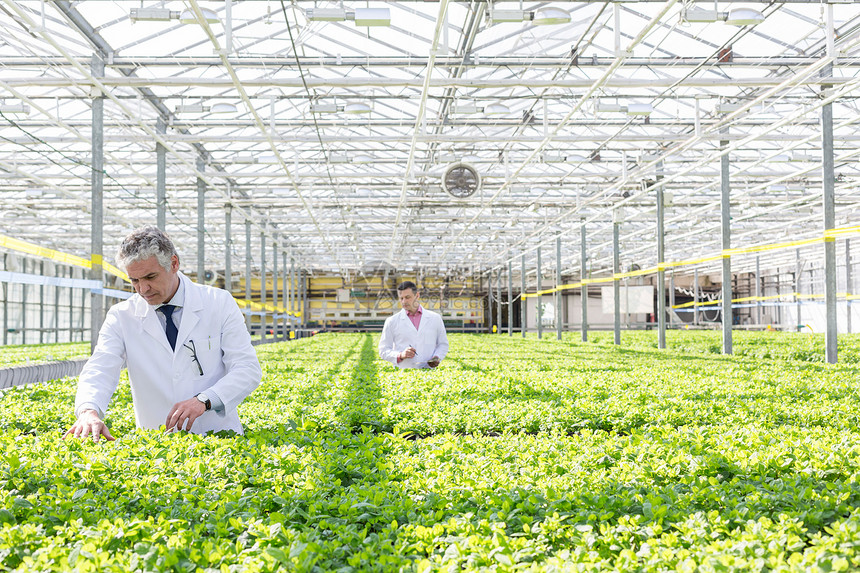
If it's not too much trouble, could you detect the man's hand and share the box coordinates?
[398,346,417,361]
[165,397,207,433]
[427,356,441,368]
[63,409,115,442]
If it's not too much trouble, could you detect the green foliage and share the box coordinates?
[1,331,859,571]
[0,342,90,368]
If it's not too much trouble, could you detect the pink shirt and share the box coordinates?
[407,305,423,330]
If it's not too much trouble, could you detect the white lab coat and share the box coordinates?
[75,272,262,434]
[378,307,449,368]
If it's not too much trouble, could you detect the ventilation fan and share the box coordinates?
[442,162,481,198]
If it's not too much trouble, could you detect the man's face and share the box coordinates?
[398,288,420,313]
[127,255,180,306]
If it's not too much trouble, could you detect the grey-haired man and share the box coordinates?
[65,226,261,440]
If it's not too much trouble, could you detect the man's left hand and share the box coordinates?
[165,397,207,432]
[427,356,441,368]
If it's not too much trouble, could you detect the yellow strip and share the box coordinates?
[825,225,860,239]
[0,234,92,269]
[672,292,854,309]
[103,262,129,282]
[235,298,300,317]
[0,234,130,282]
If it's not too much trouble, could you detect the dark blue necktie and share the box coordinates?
[160,304,178,350]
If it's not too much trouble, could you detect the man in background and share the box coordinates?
[378,281,448,369]
[64,226,261,441]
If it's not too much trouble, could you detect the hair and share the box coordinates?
[116,226,178,272]
[397,280,418,294]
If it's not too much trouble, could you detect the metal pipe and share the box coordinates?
[756,256,762,325]
[508,260,513,337]
[496,269,502,334]
[693,268,699,326]
[39,260,45,344]
[580,225,588,342]
[90,54,104,353]
[822,68,838,363]
[796,249,802,331]
[848,239,853,334]
[282,250,288,339]
[521,254,527,338]
[656,161,666,349]
[557,235,562,340]
[197,156,206,284]
[156,117,166,230]
[537,245,542,339]
[224,204,232,294]
[613,218,620,345]
[260,232,267,342]
[272,235,278,339]
[720,131,733,354]
[245,219,251,332]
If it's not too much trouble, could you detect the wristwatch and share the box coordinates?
[195,392,211,411]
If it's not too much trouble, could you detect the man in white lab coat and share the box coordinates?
[64,226,261,441]
[378,281,448,369]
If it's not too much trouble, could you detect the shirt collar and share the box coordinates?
[406,305,423,318]
[157,276,185,310]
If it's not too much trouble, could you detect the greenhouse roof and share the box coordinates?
[0,0,858,282]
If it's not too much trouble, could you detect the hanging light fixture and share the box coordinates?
[343,102,372,114]
[682,6,764,27]
[483,103,511,116]
[210,102,238,114]
[532,7,571,26]
[0,102,30,116]
[306,7,391,26]
[724,8,765,26]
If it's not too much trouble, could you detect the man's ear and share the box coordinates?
[170,254,180,272]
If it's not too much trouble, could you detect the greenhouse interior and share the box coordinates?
[1,0,860,571]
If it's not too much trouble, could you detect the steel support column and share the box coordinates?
[90,54,104,352]
[156,117,166,230]
[302,270,308,329]
[556,236,562,340]
[224,204,232,294]
[756,256,762,325]
[282,251,288,339]
[656,163,666,349]
[260,232,267,342]
[272,236,278,339]
[196,157,206,284]
[508,261,513,337]
[497,271,502,333]
[537,245,542,339]
[720,134,733,354]
[490,271,494,332]
[693,269,699,326]
[245,220,252,331]
[613,218,621,345]
[822,71,838,363]
[796,249,802,331]
[522,254,527,337]
[290,256,296,329]
[847,240,853,334]
[39,261,45,344]
[580,225,587,342]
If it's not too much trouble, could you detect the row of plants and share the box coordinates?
[0,342,90,369]
[1,332,859,571]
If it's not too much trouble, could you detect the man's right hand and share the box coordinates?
[63,409,115,442]
[398,346,417,361]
